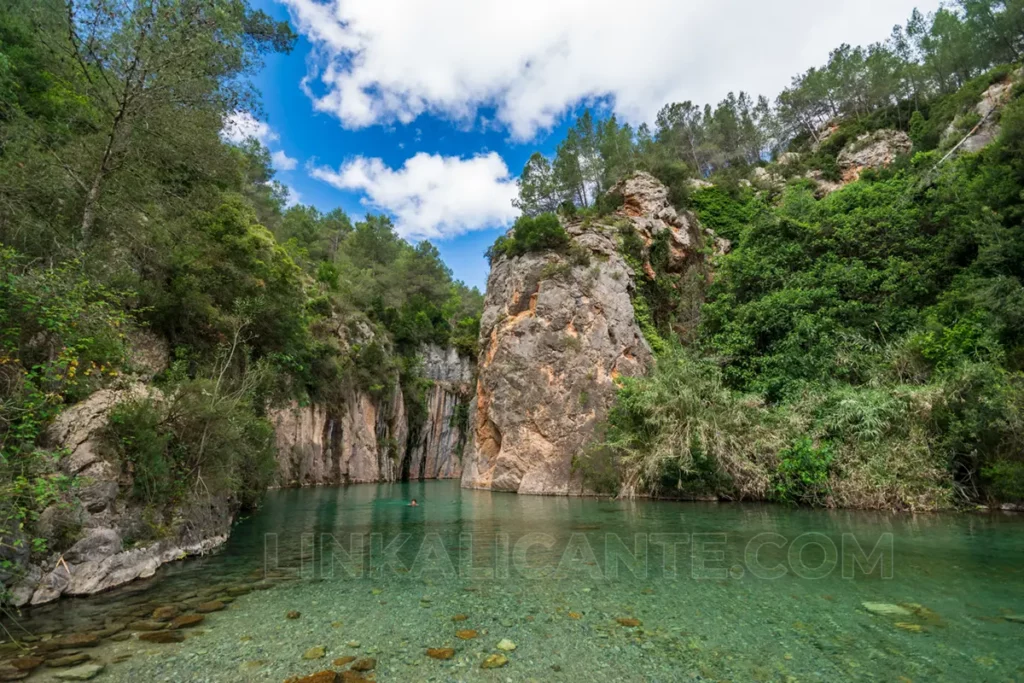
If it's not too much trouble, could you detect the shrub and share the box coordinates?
[103,377,277,510]
[773,437,834,505]
[487,214,570,262]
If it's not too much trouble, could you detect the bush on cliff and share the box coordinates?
[487,214,569,262]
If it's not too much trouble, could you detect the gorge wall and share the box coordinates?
[461,172,716,496]
[269,343,473,487]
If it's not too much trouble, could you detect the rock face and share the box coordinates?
[837,129,913,183]
[461,172,716,495]
[407,346,473,480]
[946,71,1021,154]
[10,385,232,607]
[269,345,472,486]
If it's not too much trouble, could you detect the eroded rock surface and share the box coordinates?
[269,343,472,486]
[10,385,232,606]
[837,129,912,183]
[462,173,723,495]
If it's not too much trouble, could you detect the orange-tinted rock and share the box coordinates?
[427,648,455,660]
[286,610,301,620]
[568,612,582,620]
[284,671,338,683]
[169,614,204,629]
[451,614,468,622]
[7,658,43,672]
[616,617,641,627]
[332,656,356,666]
[196,601,225,613]
[350,658,376,672]
[138,631,184,644]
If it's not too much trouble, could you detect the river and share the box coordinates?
[5,480,1023,681]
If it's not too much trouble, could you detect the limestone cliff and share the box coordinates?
[269,344,472,487]
[461,172,713,495]
[10,385,233,606]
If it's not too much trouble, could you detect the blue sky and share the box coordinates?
[243,0,941,290]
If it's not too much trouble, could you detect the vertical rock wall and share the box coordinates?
[269,345,472,487]
[461,172,716,496]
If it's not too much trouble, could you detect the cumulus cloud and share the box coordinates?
[272,149,299,171]
[281,0,939,140]
[222,111,279,145]
[310,152,518,239]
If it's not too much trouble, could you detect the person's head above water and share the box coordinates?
[409,499,418,506]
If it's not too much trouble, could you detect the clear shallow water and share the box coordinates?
[6,480,1024,682]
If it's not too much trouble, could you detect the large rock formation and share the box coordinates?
[10,385,233,606]
[461,172,714,495]
[836,129,913,183]
[269,344,472,487]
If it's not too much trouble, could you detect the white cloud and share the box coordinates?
[310,152,518,239]
[222,111,279,145]
[272,149,299,171]
[281,0,941,140]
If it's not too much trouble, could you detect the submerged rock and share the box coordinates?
[426,648,455,660]
[169,614,204,629]
[6,658,43,672]
[151,605,180,621]
[481,653,509,669]
[862,602,911,617]
[302,646,327,660]
[138,631,184,643]
[332,656,356,666]
[286,610,301,620]
[45,654,91,668]
[616,617,641,627]
[496,639,516,651]
[284,672,338,683]
[196,601,225,613]
[53,664,105,681]
[455,629,478,640]
[350,658,376,672]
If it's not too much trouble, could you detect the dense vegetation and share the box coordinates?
[512,2,1024,509]
[0,0,482,578]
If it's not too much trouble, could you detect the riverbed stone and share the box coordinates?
[0,666,28,681]
[129,620,167,631]
[350,658,375,672]
[496,638,516,651]
[196,601,225,613]
[45,653,91,668]
[50,634,100,649]
[7,658,43,672]
[455,629,478,640]
[286,610,301,619]
[862,602,911,617]
[426,648,455,660]
[284,672,337,683]
[169,614,204,629]
[151,605,180,621]
[332,656,356,666]
[53,664,104,680]
[481,653,508,669]
[616,617,641,627]
[138,631,184,644]
[302,646,326,660]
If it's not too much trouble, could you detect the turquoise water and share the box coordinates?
[7,480,1024,682]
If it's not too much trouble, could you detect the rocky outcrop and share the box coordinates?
[462,172,717,496]
[9,385,232,606]
[270,383,408,486]
[269,345,472,487]
[944,71,1021,154]
[836,129,912,183]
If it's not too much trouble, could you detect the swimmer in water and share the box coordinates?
[409,499,418,507]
